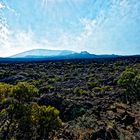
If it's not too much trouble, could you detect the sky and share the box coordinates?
[0,0,140,57]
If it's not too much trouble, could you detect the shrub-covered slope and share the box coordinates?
[0,56,140,140]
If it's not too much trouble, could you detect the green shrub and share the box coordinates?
[73,87,88,95]
[101,85,112,92]
[87,81,99,90]
[30,103,62,139]
[11,82,39,103]
[46,85,55,92]
[0,83,12,101]
[0,82,62,140]
[117,64,140,100]
[93,87,102,92]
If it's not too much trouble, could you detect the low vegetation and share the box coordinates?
[0,82,62,140]
[0,56,140,139]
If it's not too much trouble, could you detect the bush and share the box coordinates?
[101,85,112,92]
[117,64,140,101]
[0,82,62,140]
[87,82,99,91]
[73,87,88,95]
[30,103,62,139]
[11,82,39,103]
[93,87,102,92]
[0,83,12,101]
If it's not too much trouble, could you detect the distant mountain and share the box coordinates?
[62,52,119,59]
[8,49,119,60]
[10,49,76,58]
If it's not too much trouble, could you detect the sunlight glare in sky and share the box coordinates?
[0,0,140,57]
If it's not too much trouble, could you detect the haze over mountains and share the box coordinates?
[9,49,118,59]
[10,49,76,58]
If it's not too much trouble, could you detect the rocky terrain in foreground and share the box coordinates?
[0,56,140,140]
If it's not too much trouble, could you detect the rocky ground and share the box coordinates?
[0,56,140,140]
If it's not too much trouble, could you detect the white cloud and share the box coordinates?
[0,1,19,16]
[76,0,140,54]
[0,29,53,57]
[0,3,5,9]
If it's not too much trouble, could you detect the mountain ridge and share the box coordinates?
[10,49,76,58]
[8,49,120,60]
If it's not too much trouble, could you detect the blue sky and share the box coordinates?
[0,0,140,57]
